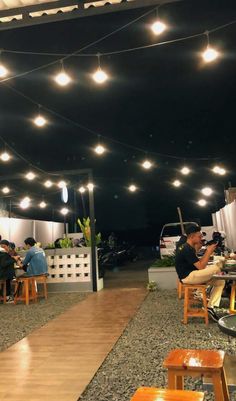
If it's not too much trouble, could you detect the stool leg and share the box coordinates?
[183,287,188,324]
[176,375,184,390]
[221,367,230,401]
[3,281,6,304]
[229,285,236,313]
[202,288,209,325]
[44,280,48,300]
[167,371,176,389]
[211,372,226,401]
[25,280,29,305]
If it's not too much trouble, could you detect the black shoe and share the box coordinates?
[207,307,219,322]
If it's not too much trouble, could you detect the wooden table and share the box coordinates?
[213,274,236,314]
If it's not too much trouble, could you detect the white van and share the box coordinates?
[159,222,198,258]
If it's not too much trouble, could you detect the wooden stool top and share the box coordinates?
[182,284,207,288]
[130,387,204,401]
[164,349,225,371]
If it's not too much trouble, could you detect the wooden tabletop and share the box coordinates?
[130,387,205,401]
[163,349,225,370]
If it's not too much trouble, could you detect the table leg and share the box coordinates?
[229,284,236,313]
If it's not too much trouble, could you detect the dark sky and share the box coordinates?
[0,0,236,240]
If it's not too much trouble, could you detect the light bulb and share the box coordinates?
[218,168,226,176]
[202,47,219,63]
[60,207,69,215]
[173,180,181,187]
[2,186,10,194]
[58,180,66,188]
[25,172,36,180]
[142,160,152,170]
[34,115,47,127]
[212,166,220,174]
[181,167,190,175]
[87,183,94,191]
[201,187,213,196]
[0,152,10,162]
[44,180,53,188]
[20,197,30,209]
[0,64,8,78]
[129,185,137,192]
[55,72,71,86]
[151,20,167,35]
[93,68,108,84]
[39,201,47,208]
[198,199,207,207]
[95,145,105,155]
[79,186,86,193]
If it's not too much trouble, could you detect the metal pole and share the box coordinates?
[88,171,97,292]
[177,207,185,235]
[9,199,12,219]
[73,189,77,233]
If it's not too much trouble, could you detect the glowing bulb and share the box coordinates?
[142,160,152,170]
[0,64,8,78]
[44,180,53,188]
[55,72,71,86]
[39,201,47,208]
[79,186,86,193]
[151,20,167,35]
[87,183,94,191]
[181,167,190,175]
[212,166,226,175]
[2,186,10,194]
[201,187,213,196]
[93,68,108,84]
[58,180,66,188]
[219,168,226,176]
[198,199,207,207]
[0,152,10,162]
[95,145,105,155]
[202,47,219,63]
[25,172,36,180]
[129,185,137,192]
[20,197,30,209]
[173,180,181,187]
[34,115,47,127]
[60,207,69,215]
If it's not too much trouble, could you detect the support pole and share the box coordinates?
[177,207,185,235]
[88,171,97,292]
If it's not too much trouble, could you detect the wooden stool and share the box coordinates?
[130,387,204,401]
[163,349,229,401]
[34,275,48,300]
[0,280,7,304]
[183,283,208,325]
[177,279,184,299]
[229,283,236,314]
[14,277,38,305]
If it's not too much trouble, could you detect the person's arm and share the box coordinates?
[22,249,33,267]
[194,243,217,270]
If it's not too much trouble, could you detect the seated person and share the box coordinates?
[22,237,48,276]
[175,225,225,322]
[0,239,19,302]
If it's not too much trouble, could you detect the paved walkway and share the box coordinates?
[0,288,147,401]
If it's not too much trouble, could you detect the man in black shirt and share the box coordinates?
[175,225,225,322]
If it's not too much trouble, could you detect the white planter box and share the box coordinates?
[148,266,178,290]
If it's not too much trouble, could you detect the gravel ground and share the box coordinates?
[79,289,236,401]
[0,292,88,352]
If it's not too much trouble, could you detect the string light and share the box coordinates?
[2,186,10,194]
[173,180,181,187]
[87,183,94,191]
[202,31,219,63]
[212,166,226,175]
[151,20,167,35]
[218,168,226,176]
[93,54,108,84]
[198,199,207,207]
[44,180,53,188]
[54,61,71,86]
[129,185,137,192]
[94,145,106,155]
[181,166,190,175]
[25,172,36,180]
[0,151,11,162]
[58,180,66,188]
[39,201,47,208]
[34,114,47,127]
[201,187,213,196]
[78,186,86,193]
[20,196,30,209]
[142,160,152,170]
[0,63,8,78]
[60,207,69,215]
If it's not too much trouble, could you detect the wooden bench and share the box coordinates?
[163,349,229,401]
[130,387,205,401]
[183,283,208,325]
[0,280,7,304]
[14,277,38,305]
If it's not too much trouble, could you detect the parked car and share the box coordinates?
[159,222,198,258]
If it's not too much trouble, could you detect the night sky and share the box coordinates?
[0,0,236,243]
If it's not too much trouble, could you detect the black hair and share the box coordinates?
[24,237,36,247]
[185,225,201,236]
[0,239,9,246]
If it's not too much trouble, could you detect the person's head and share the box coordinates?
[186,225,202,247]
[9,242,16,250]
[0,239,10,253]
[24,237,36,249]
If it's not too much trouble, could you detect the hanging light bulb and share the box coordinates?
[173,180,181,187]
[201,187,213,196]
[20,197,31,209]
[34,114,47,127]
[25,172,36,180]
[142,160,152,170]
[54,61,71,86]
[0,63,8,78]
[79,186,86,193]
[2,186,10,194]
[198,199,207,207]
[0,151,10,162]
[212,165,220,174]
[218,168,226,176]
[93,54,108,84]
[87,183,94,191]
[39,201,47,208]
[60,207,69,215]
[44,180,53,188]
[58,180,66,188]
[181,166,190,175]
[129,185,137,192]
[202,31,219,63]
[151,20,167,35]
[94,145,106,155]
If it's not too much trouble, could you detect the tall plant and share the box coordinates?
[78,217,101,247]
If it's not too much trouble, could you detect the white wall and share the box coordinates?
[212,200,236,250]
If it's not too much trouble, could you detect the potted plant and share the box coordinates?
[148,255,178,290]
[78,217,101,247]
